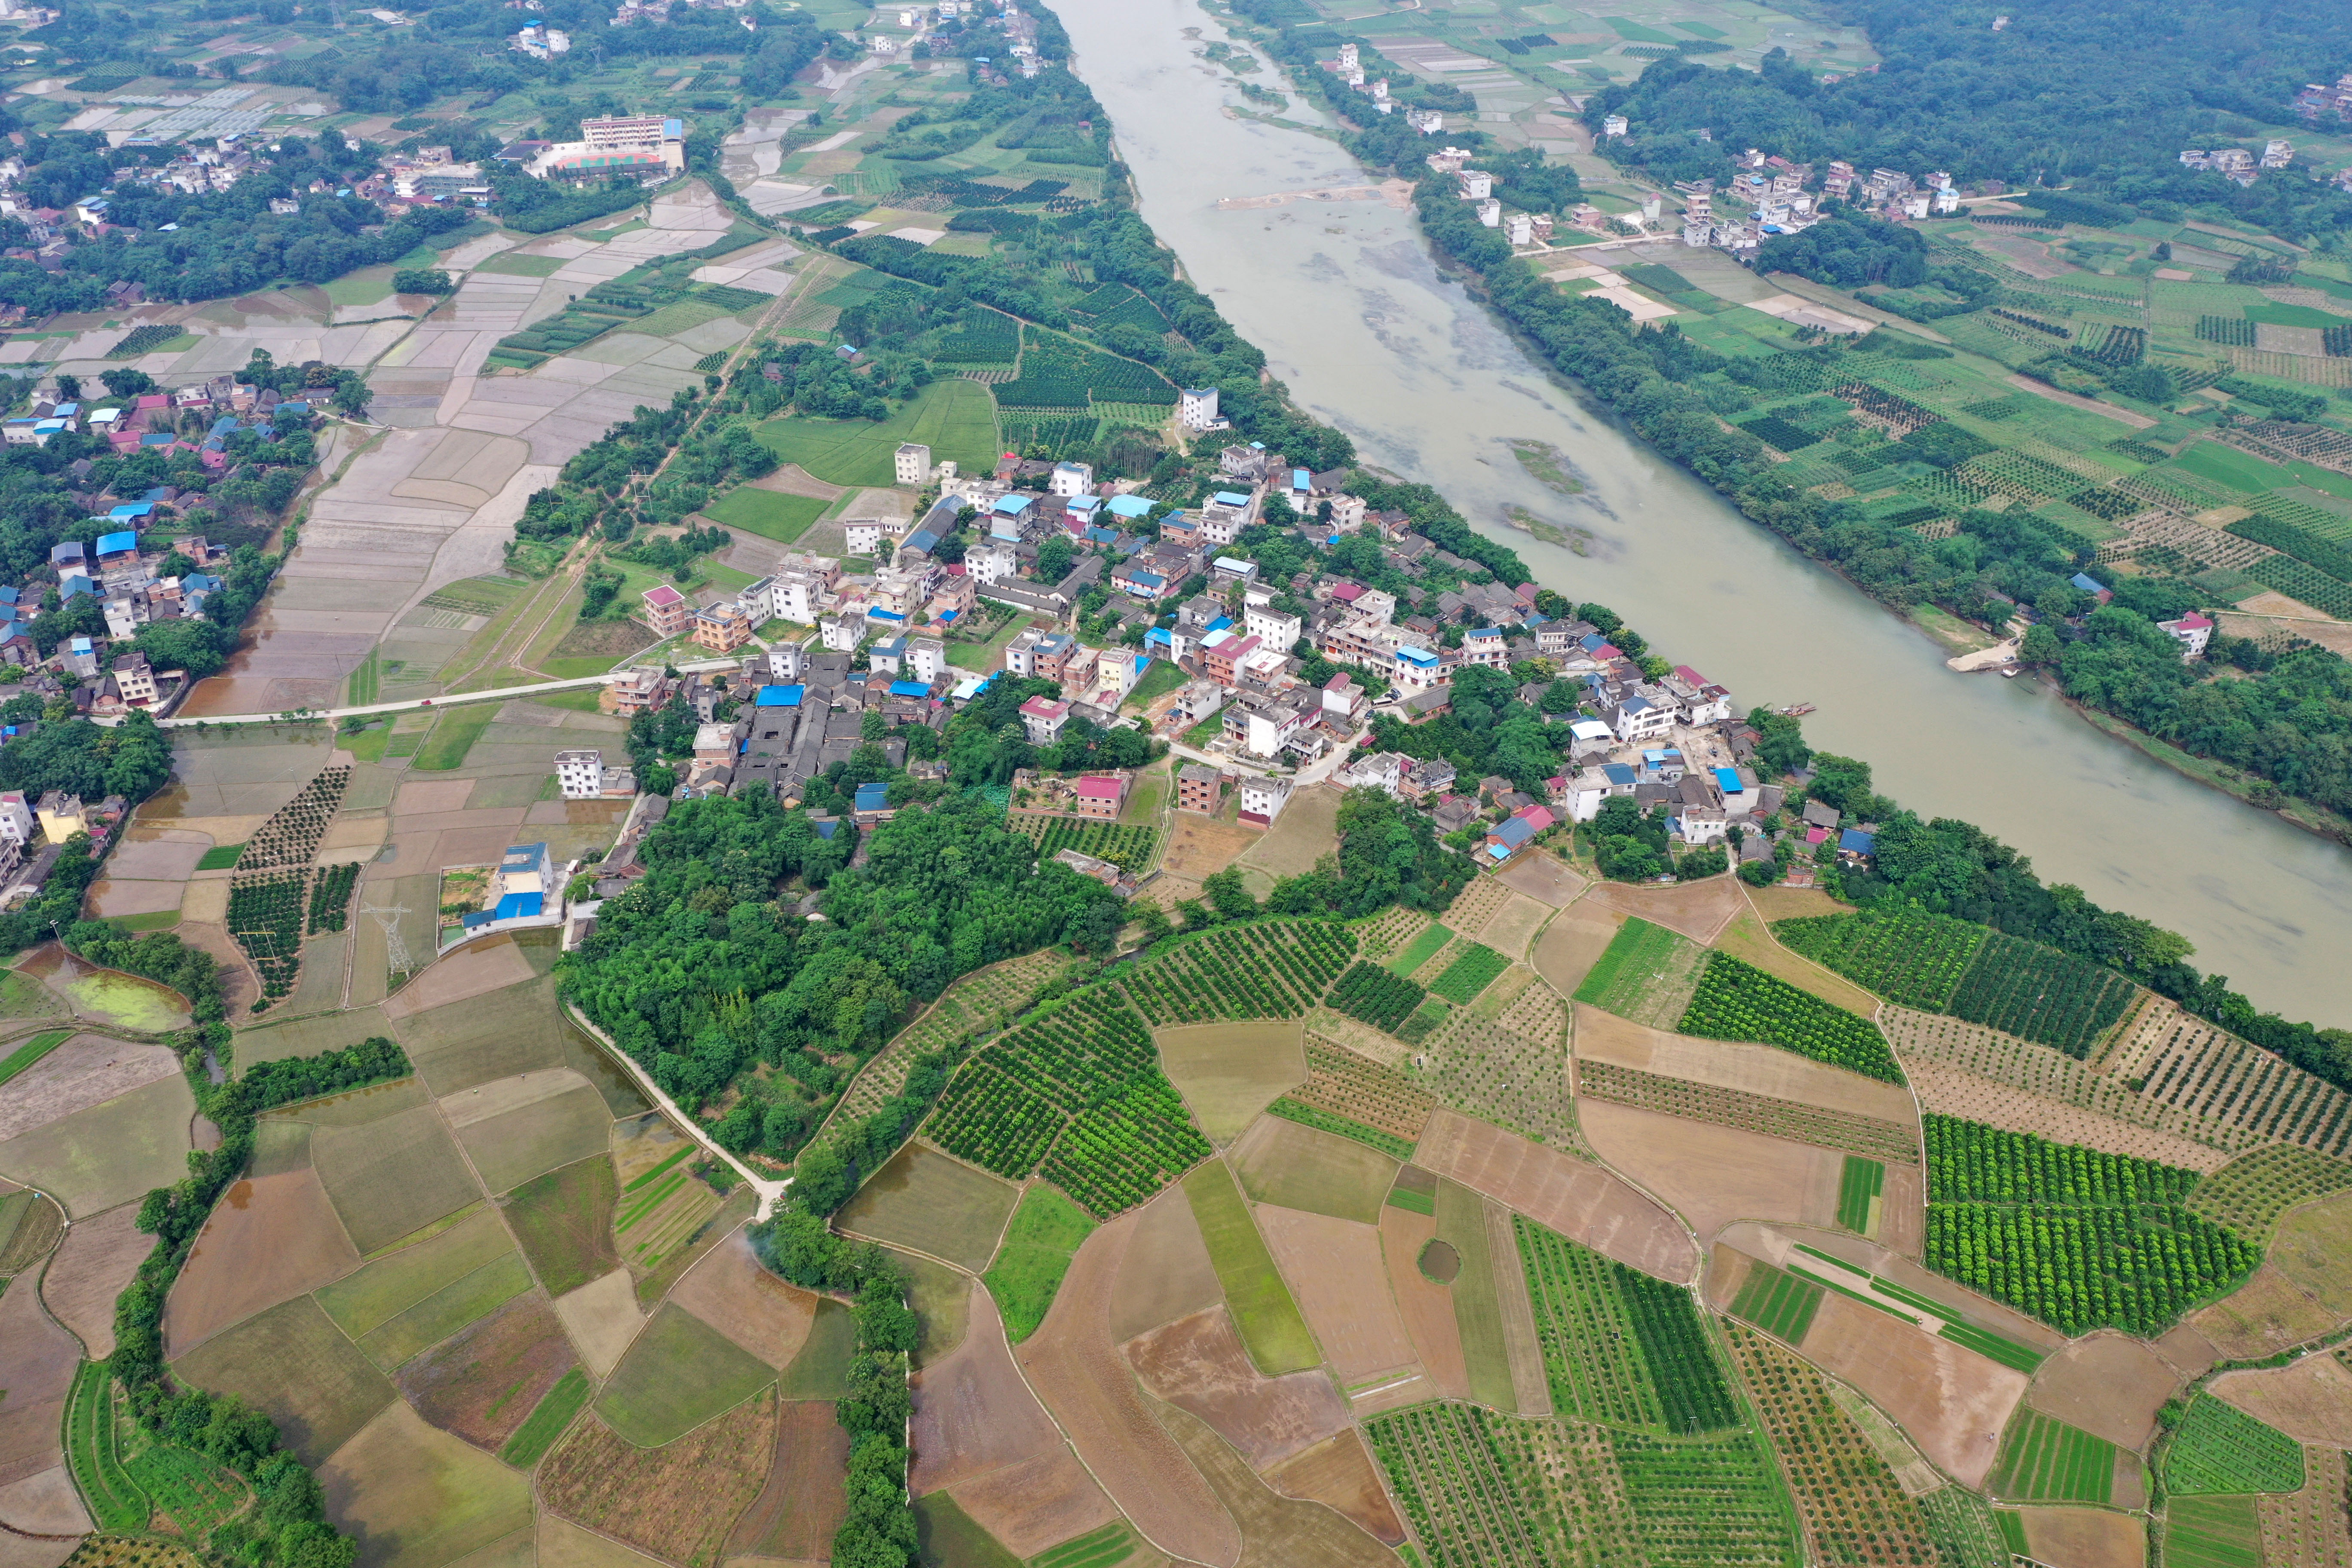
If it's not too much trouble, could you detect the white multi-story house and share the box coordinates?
[2158,611,2214,659]
[772,570,825,623]
[821,616,863,652]
[845,518,900,555]
[1179,387,1220,429]
[1243,605,1302,650]
[1607,693,1674,742]
[1049,461,1094,497]
[968,541,1020,584]
[908,638,948,683]
[0,791,31,845]
[556,749,606,799]
[894,442,930,484]
[1392,644,1445,692]
[1198,491,1256,546]
[1459,627,1509,669]
[1237,774,1292,827]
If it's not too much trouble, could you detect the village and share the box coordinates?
[561,395,1864,910]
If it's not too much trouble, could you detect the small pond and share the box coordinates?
[16,943,193,1034]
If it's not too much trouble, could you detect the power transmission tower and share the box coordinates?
[361,894,413,981]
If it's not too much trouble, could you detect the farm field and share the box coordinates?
[1678,952,1905,1083]
[982,1184,1096,1342]
[1573,916,1708,1027]
[835,1140,1020,1270]
[754,377,1000,486]
[1153,1019,1306,1144]
[1183,1160,1320,1376]
[2166,1393,2306,1494]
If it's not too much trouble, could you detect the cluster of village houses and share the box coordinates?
[3,113,705,248]
[0,372,279,682]
[572,396,1874,900]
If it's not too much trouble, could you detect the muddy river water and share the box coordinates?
[1056,0,2350,1022]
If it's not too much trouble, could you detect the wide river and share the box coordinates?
[1055,0,2350,1024]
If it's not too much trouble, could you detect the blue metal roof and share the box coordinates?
[106,503,152,521]
[889,680,931,698]
[1106,495,1152,519]
[493,891,544,921]
[2070,572,2104,594]
[1840,828,1877,855]
[95,530,138,555]
[992,493,1035,514]
[854,781,890,810]
[1714,766,1744,794]
[1212,491,1250,507]
[1602,764,1636,785]
[756,683,804,707]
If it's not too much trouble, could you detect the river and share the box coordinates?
[1054,0,2351,1024]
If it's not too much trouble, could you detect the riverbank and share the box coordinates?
[2064,697,2352,846]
